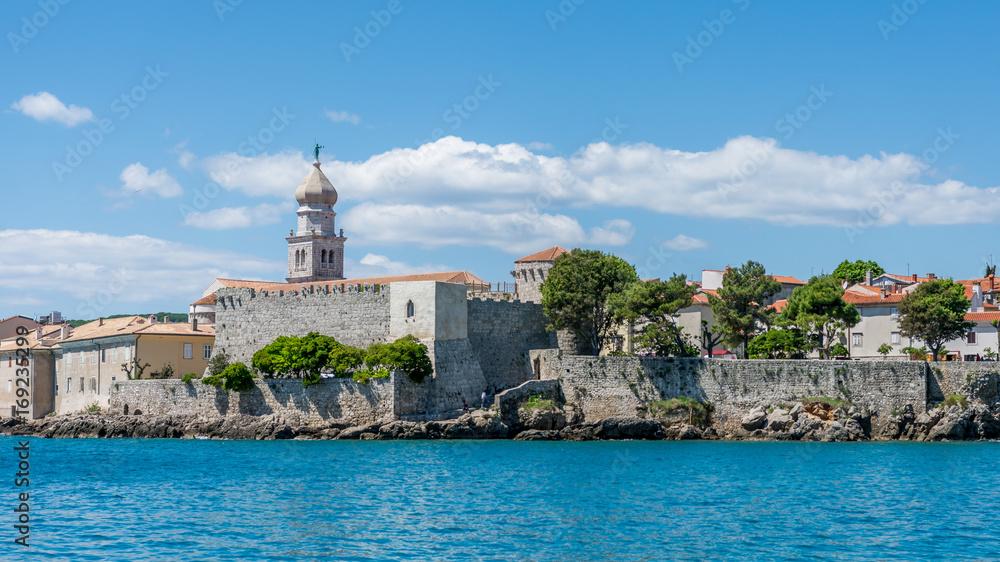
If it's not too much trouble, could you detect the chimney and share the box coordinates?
[34,327,41,340]
[928,273,936,280]
[880,287,887,300]
[865,270,873,286]
[912,274,917,282]
[973,282,984,312]
[98,317,104,326]
[148,315,157,323]
[60,325,69,340]
[190,318,198,332]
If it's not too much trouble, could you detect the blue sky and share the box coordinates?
[3,0,999,320]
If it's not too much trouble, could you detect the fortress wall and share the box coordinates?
[213,285,391,365]
[466,298,556,392]
[926,362,1000,405]
[532,351,927,432]
[109,376,398,425]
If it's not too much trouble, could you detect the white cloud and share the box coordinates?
[10,92,95,127]
[340,202,633,254]
[663,234,709,251]
[0,229,281,318]
[325,110,361,125]
[182,202,295,229]
[346,253,453,278]
[202,151,310,197]
[198,135,1000,250]
[119,163,183,198]
[526,141,553,151]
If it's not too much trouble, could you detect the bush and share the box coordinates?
[829,343,849,358]
[943,394,968,410]
[326,345,366,376]
[364,335,433,383]
[877,343,892,356]
[252,333,341,378]
[85,403,100,413]
[203,362,256,392]
[351,368,390,384]
[523,394,556,411]
[181,373,198,383]
[648,397,712,424]
[207,350,231,377]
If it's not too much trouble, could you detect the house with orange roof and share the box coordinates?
[52,315,214,415]
[0,323,68,418]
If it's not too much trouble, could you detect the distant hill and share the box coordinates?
[65,312,188,328]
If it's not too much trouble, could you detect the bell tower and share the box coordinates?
[286,146,347,282]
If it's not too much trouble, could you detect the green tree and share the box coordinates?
[830,259,885,285]
[708,261,783,358]
[364,335,434,383]
[747,329,811,359]
[780,276,860,359]
[251,332,342,378]
[897,279,974,361]
[609,274,698,356]
[541,249,638,356]
[877,343,892,356]
[830,342,849,358]
[203,362,256,392]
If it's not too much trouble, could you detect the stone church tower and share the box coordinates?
[286,161,347,282]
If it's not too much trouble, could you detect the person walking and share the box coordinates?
[481,390,488,408]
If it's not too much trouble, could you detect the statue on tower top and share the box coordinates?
[312,143,324,162]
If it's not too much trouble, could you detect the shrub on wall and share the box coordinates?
[207,350,231,377]
[203,362,256,392]
[252,333,341,378]
[364,335,433,383]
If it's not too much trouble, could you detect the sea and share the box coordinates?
[2,437,998,561]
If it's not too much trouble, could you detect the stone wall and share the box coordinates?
[926,362,1000,405]
[466,298,555,392]
[214,285,391,364]
[532,351,927,432]
[495,379,562,425]
[109,376,401,424]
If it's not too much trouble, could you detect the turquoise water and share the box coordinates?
[2,437,998,561]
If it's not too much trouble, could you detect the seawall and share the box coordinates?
[531,351,928,432]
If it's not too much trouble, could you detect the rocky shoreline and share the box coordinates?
[3,398,999,442]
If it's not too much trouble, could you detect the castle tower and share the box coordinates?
[286,160,347,282]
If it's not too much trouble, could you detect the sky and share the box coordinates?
[2,0,1000,320]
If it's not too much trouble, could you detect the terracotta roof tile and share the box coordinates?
[965,312,1000,322]
[191,293,218,306]
[515,246,570,263]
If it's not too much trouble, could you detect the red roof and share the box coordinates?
[842,291,907,305]
[515,246,570,263]
[769,299,788,313]
[770,275,806,285]
[965,312,1000,322]
[191,294,218,306]
[881,273,932,283]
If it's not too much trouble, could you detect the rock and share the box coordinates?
[740,410,767,431]
[765,410,793,431]
[789,417,824,440]
[560,424,600,441]
[336,425,366,440]
[513,429,561,441]
[927,415,967,441]
[844,418,867,440]
[789,403,804,421]
[518,409,568,431]
[969,408,1000,439]
[675,424,703,440]
[701,427,720,440]
[378,421,428,440]
[597,417,665,440]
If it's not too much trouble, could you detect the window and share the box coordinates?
[891,307,899,320]
[112,349,118,363]
[78,377,84,392]
[852,333,863,347]
[7,380,11,393]
[67,378,72,393]
[90,352,97,365]
[406,300,415,318]
[183,343,193,360]
[101,349,106,363]
[968,331,977,344]
[891,332,900,344]
[90,377,97,392]
[203,344,212,360]
[321,249,327,263]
